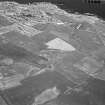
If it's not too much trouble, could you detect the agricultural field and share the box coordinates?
[0,1,105,105]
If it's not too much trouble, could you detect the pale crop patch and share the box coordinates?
[46,38,76,51]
